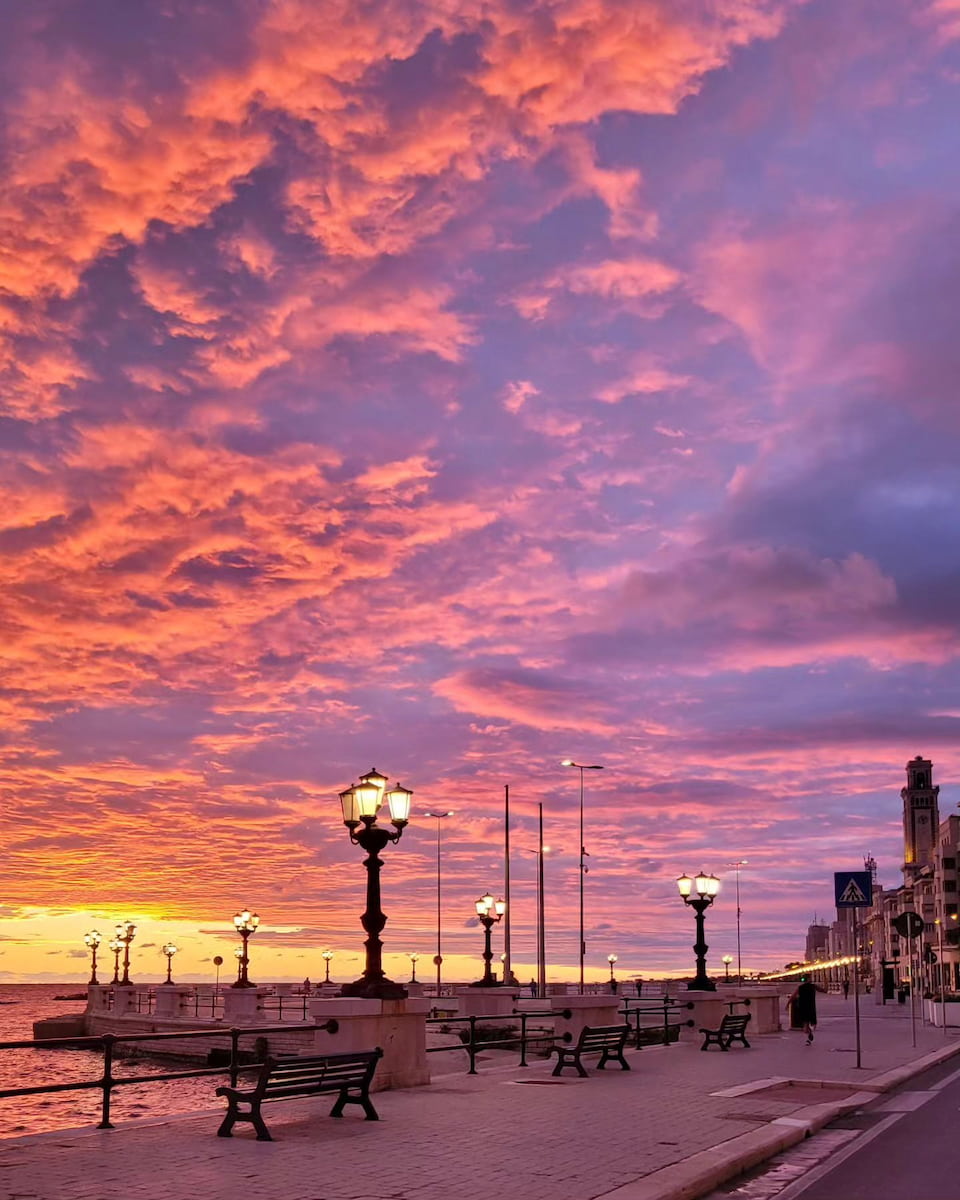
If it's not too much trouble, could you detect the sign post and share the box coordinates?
[892,910,924,1048]
[835,871,873,1068]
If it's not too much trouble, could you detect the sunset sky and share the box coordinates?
[1,0,958,985]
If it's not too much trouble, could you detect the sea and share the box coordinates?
[0,985,226,1138]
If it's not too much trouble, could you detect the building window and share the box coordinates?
[947,904,959,915]
[945,880,957,892]
[943,857,956,870]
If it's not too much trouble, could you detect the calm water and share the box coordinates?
[0,985,226,1138]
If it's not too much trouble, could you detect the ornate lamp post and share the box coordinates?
[722,954,733,981]
[84,930,102,985]
[471,893,506,987]
[109,936,123,984]
[161,942,178,985]
[607,953,618,991]
[321,949,334,984]
[677,871,720,991]
[423,809,454,997]
[232,909,260,988]
[561,760,603,993]
[339,767,413,999]
[115,920,137,986]
[409,952,419,983]
[234,946,244,984]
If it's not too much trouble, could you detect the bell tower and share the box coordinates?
[902,755,939,882]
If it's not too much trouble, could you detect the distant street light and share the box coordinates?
[84,930,102,985]
[114,921,137,987]
[109,936,123,985]
[722,954,733,981]
[608,953,618,992]
[471,893,506,987]
[339,767,413,999]
[161,942,178,985]
[677,871,721,991]
[424,810,454,996]
[561,760,604,993]
[321,949,334,984]
[409,952,420,983]
[232,909,260,989]
[234,946,244,984]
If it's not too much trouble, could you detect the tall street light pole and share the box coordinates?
[562,760,603,993]
[677,871,721,991]
[522,804,550,1000]
[728,859,748,982]
[424,809,454,997]
[339,767,413,999]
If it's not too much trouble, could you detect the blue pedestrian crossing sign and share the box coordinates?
[834,871,872,908]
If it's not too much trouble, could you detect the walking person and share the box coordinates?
[842,974,850,1000]
[789,976,824,1044]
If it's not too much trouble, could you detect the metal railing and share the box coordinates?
[0,1020,337,1131]
[425,1009,573,1074]
[618,997,693,1046]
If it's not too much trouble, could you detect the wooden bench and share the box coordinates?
[215,1048,383,1141]
[551,1023,631,1077]
[700,1012,751,1051]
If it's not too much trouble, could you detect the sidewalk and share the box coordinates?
[0,995,955,1200]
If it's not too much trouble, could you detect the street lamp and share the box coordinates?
[471,893,506,987]
[522,805,550,1002]
[727,859,748,982]
[608,953,618,992]
[561,759,604,993]
[161,942,178,985]
[232,909,260,988]
[722,954,733,981]
[423,809,454,997]
[677,871,720,991]
[114,920,137,986]
[409,952,419,983]
[84,930,102,985]
[234,946,244,984]
[339,767,413,999]
[321,949,334,984]
[109,936,123,985]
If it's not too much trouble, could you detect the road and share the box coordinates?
[715,1054,960,1200]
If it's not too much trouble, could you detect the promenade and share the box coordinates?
[0,995,956,1200]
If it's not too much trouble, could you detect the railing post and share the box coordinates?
[467,1015,478,1074]
[97,1035,115,1129]
[518,1011,529,1067]
[229,1028,241,1087]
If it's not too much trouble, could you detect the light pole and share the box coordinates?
[423,809,453,997]
[561,760,603,993]
[339,767,413,999]
[608,953,618,992]
[234,946,244,984]
[471,893,506,987]
[321,949,334,984]
[161,942,178,985]
[84,930,102,985]
[109,936,122,985]
[232,909,260,988]
[727,859,748,982]
[722,954,733,982]
[677,871,720,991]
[409,952,419,983]
[522,804,550,1001]
[936,918,946,1035]
[115,920,137,986]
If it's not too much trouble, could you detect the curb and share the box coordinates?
[600,1039,960,1200]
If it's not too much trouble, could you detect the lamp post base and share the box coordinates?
[687,978,717,992]
[341,977,408,1000]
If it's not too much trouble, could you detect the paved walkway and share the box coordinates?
[0,996,956,1200]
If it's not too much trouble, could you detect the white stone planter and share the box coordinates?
[924,998,960,1026]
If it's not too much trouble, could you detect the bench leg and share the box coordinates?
[249,1101,273,1141]
[330,1090,380,1121]
[217,1108,237,1138]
